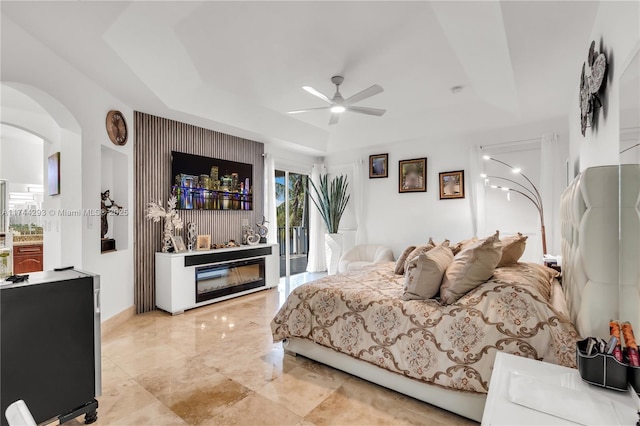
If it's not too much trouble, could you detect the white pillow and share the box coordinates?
[402,243,454,301]
[440,231,503,304]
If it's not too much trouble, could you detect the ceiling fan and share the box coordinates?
[288,76,386,125]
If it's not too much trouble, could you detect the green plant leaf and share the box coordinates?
[309,173,350,234]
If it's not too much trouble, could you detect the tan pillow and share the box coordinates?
[395,245,417,275]
[402,243,454,300]
[452,237,478,256]
[440,231,503,304]
[497,233,528,267]
[403,238,437,273]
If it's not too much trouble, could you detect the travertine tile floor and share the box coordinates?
[69,275,478,426]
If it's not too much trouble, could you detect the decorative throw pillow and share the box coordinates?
[491,262,559,302]
[402,243,454,300]
[451,237,478,256]
[403,238,437,273]
[440,231,503,304]
[497,233,528,267]
[395,245,417,275]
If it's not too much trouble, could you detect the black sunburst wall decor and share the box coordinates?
[580,40,608,136]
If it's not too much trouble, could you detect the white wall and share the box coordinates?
[2,16,135,322]
[569,1,640,173]
[325,118,569,261]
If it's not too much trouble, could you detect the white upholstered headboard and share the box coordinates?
[561,164,640,339]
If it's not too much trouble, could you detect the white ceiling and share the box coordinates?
[1,1,599,154]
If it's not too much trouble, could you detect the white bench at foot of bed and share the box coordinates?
[283,337,486,422]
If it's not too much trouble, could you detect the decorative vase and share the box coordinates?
[187,222,197,249]
[325,233,343,275]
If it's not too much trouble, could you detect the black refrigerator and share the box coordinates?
[1,270,101,425]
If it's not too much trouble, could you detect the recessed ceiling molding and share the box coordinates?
[103,2,204,105]
[2,1,600,154]
[103,2,329,152]
[430,1,521,119]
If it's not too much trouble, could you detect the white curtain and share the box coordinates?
[353,159,366,245]
[306,163,327,272]
[263,153,278,244]
[540,132,557,254]
[468,145,485,237]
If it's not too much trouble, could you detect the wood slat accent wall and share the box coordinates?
[134,112,264,313]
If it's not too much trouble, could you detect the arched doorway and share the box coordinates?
[1,82,83,270]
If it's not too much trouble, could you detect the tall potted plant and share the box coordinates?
[309,174,350,275]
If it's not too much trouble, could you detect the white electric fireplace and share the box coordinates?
[155,244,279,314]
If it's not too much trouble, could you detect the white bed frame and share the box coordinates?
[283,166,637,422]
[283,337,487,422]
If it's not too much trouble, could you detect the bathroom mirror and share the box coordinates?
[618,47,640,333]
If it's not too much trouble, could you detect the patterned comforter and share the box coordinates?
[271,262,579,394]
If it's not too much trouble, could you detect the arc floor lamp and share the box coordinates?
[481,155,547,255]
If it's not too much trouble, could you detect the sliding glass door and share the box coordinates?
[275,170,309,277]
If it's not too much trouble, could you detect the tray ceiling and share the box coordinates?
[1,1,599,154]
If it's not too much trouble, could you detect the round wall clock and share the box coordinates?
[106,110,128,146]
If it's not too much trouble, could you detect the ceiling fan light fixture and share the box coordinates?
[293,76,385,123]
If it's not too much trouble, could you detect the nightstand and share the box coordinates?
[544,261,562,284]
[482,352,639,425]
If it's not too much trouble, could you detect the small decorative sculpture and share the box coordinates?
[243,226,261,246]
[147,196,184,252]
[101,190,123,239]
[257,216,269,244]
[186,222,197,251]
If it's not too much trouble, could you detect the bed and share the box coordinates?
[271,165,637,422]
[271,261,578,421]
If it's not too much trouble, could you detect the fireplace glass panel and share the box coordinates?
[195,258,265,302]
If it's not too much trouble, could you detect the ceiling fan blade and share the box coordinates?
[328,113,340,125]
[347,106,386,116]
[288,106,330,114]
[344,84,383,105]
[303,86,332,104]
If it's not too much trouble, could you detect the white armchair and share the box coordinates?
[338,244,395,273]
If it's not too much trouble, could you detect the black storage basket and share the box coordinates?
[629,363,640,395]
[576,338,628,391]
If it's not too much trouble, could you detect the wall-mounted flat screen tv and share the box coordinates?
[171,151,253,210]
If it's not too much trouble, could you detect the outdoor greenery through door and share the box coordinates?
[275,170,309,277]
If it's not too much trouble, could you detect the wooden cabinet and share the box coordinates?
[13,244,43,274]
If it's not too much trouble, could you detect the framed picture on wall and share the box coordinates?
[171,235,187,253]
[399,158,427,193]
[196,234,211,251]
[369,153,389,178]
[439,170,465,200]
[48,152,61,196]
